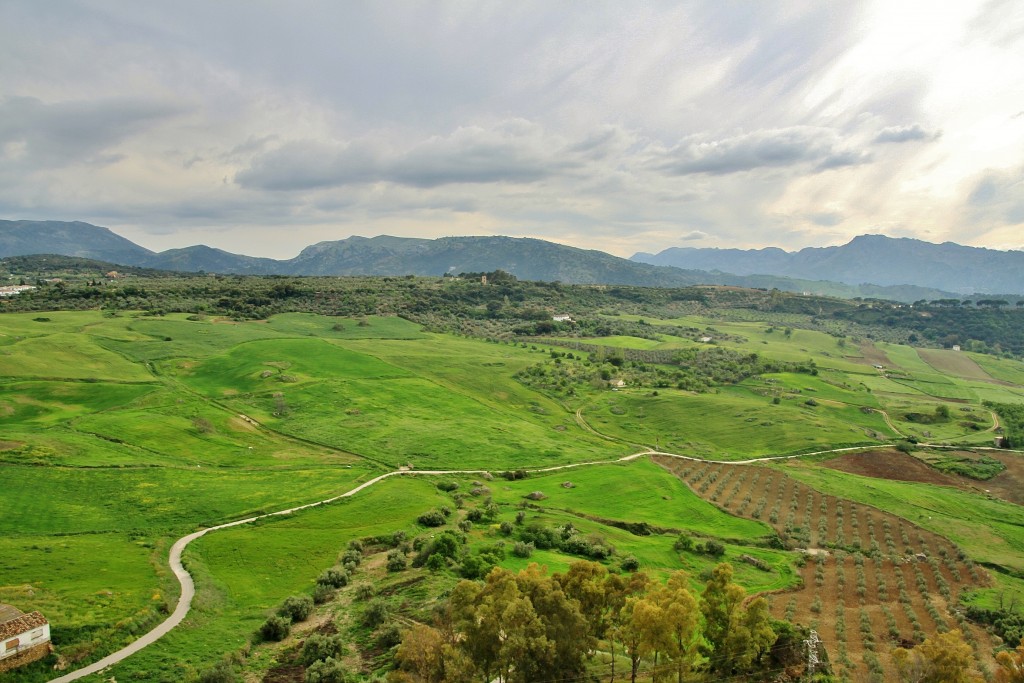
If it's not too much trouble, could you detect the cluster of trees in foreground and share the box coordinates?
[391,561,798,683]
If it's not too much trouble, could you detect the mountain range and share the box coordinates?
[3,219,1021,300]
[632,235,1024,295]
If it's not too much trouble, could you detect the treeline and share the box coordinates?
[516,345,817,395]
[391,561,809,683]
[988,402,1024,448]
[837,304,1024,356]
[5,260,1024,359]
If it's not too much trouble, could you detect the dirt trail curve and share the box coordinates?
[58,438,1018,682]
[47,457,645,682]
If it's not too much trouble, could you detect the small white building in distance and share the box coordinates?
[952,345,961,351]
[552,314,573,322]
[0,604,51,672]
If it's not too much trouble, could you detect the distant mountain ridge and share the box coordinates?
[632,234,1024,295]
[0,220,978,301]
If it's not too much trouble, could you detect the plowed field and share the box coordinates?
[653,455,995,683]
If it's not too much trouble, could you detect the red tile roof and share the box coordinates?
[0,612,48,641]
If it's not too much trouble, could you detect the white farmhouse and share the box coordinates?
[0,605,51,672]
[552,314,573,322]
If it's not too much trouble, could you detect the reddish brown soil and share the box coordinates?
[824,449,958,487]
[825,448,1024,506]
[653,455,995,681]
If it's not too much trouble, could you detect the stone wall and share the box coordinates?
[0,642,52,673]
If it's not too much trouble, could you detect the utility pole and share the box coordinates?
[804,629,821,680]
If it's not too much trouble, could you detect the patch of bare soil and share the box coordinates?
[0,440,22,450]
[824,449,959,487]
[968,452,1024,506]
[856,341,892,368]
[827,448,1024,506]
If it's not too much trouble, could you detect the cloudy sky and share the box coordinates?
[2,1,1023,258]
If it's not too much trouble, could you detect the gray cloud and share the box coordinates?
[236,121,583,191]
[680,230,709,241]
[0,96,187,169]
[656,127,867,176]
[874,124,940,144]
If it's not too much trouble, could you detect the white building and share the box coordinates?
[0,605,51,672]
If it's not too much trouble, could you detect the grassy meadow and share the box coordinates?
[2,306,1024,681]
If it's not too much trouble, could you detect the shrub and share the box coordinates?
[417,510,446,527]
[620,556,640,572]
[317,568,350,588]
[363,599,389,628]
[673,534,695,552]
[305,657,354,683]
[512,541,534,558]
[437,481,460,492]
[499,521,514,536]
[258,615,290,642]
[703,540,726,557]
[339,550,361,566]
[386,549,407,572]
[198,661,239,683]
[299,633,347,666]
[354,583,374,601]
[278,594,314,623]
[312,584,335,605]
[425,554,448,571]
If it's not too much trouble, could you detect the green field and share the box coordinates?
[583,384,892,459]
[3,306,1024,682]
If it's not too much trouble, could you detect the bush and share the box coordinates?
[386,549,407,572]
[340,550,362,566]
[417,510,447,527]
[198,661,239,683]
[317,568,350,588]
[278,595,314,622]
[703,540,726,557]
[512,541,534,558]
[499,521,514,536]
[305,657,354,683]
[258,615,290,642]
[312,584,335,605]
[437,481,460,492]
[620,555,640,572]
[354,583,374,601]
[300,633,347,666]
[363,600,389,628]
[673,534,695,552]
[425,554,448,571]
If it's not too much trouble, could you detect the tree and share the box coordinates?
[700,563,773,675]
[395,624,445,682]
[995,637,1024,683]
[652,572,700,683]
[893,629,980,683]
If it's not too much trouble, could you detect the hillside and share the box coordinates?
[0,221,962,301]
[633,234,1024,295]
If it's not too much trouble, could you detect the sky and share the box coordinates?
[1,1,1023,259]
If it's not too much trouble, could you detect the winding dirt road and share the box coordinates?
[48,431,1020,681]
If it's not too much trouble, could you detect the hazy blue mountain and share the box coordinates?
[633,234,1024,294]
[0,220,154,265]
[0,220,963,301]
